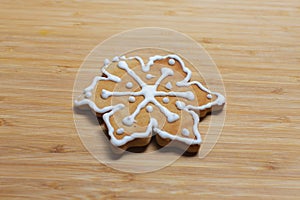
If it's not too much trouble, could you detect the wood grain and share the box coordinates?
[0,0,299,199]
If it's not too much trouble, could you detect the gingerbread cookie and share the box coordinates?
[75,49,225,153]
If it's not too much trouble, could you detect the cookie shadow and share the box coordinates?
[152,137,198,157]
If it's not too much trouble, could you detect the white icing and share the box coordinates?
[104,58,110,66]
[75,75,124,114]
[101,60,121,83]
[181,128,190,137]
[126,81,133,89]
[165,82,172,90]
[185,92,225,111]
[146,105,153,113]
[128,96,135,103]
[74,54,225,147]
[85,91,92,98]
[162,97,169,104]
[187,81,210,93]
[168,58,175,65]
[207,94,212,99]
[101,89,111,99]
[175,101,186,110]
[123,55,213,92]
[112,56,119,62]
[156,91,194,100]
[146,74,155,80]
[123,55,190,81]
[116,128,124,135]
[118,61,146,87]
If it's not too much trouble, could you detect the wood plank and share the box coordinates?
[0,0,299,199]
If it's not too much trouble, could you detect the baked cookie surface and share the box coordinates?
[75,49,225,153]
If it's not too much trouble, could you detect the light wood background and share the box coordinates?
[1,0,299,199]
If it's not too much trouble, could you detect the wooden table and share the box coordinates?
[1,0,299,199]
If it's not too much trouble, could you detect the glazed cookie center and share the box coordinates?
[143,85,157,100]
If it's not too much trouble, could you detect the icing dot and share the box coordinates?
[85,92,92,98]
[176,101,186,110]
[146,105,153,113]
[104,58,110,66]
[126,82,133,89]
[112,56,119,62]
[128,96,136,103]
[146,74,155,79]
[181,128,190,137]
[165,82,172,90]
[116,128,124,135]
[162,97,169,104]
[207,94,212,99]
[168,58,175,65]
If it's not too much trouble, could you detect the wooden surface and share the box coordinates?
[1,0,299,199]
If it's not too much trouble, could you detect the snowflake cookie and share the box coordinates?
[74,53,225,153]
